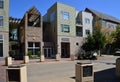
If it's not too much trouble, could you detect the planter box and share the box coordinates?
[116,58,120,77]
[75,62,94,82]
[6,65,27,82]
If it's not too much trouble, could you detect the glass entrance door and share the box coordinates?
[44,48,53,58]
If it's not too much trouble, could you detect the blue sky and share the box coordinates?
[10,0,120,19]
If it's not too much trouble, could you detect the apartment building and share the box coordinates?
[43,2,93,58]
[9,2,120,59]
[0,0,9,58]
[85,8,120,54]
[19,7,44,56]
[85,8,120,34]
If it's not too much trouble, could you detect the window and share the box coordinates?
[28,14,40,27]
[10,29,18,40]
[102,20,106,26]
[61,11,69,20]
[85,18,90,24]
[0,16,3,27]
[50,12,55,22]
[28,42,40,55]
[61,24,70,33]
[86,29,90,35]
[0,0,4,9]
[76,27,82,37]
[108,24,114,29]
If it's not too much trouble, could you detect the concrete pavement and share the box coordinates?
[0,55,120,82]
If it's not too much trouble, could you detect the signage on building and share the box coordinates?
[61,38,70,42]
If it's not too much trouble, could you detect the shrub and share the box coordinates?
[37,51,41,57]
[30,55,38,59]
[28,50,32,58]
[8,50,15,58]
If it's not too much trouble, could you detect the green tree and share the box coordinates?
[82,17,106,56]
[113,25,120,49]
[93,29,106,56]
[81,35,95,52]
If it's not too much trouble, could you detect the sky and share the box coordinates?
[10,0,120,19]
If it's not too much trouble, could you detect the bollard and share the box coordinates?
[40,55,45,62]
[56,54,60,61]
[24,55,29,63]
[71,55,75,61]
[5,56,12,66]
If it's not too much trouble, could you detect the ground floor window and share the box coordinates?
[28,42,40,55]
[0,34,3,57]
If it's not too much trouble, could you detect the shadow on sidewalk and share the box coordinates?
[94,68,120,82]
[71,68,120,82]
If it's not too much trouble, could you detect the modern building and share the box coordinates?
[8,2,120,59]
[0,0,9,58]
[43,2,93,58]
[19,7,44,56]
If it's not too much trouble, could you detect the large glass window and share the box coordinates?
[28,42,40,55]
[85,18,90,24]
[0,16,3,27]
[61,24,70,33]
[0,0,4,9]
[61,11,69,20]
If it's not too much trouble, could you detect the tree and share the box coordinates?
[113,25,120,49]
[81,35,95,52]
[93,29,106,56]
[81,17,106,56]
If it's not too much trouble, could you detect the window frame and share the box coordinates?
[108,24,114,29]
[85,29,90,35]
[85,18,90,24]
[0,0,4,9]
[0,16,3,27]
[102,20,106,26]
[28,42,40,55]
[61,11,69,20]
[61,24,70,33]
